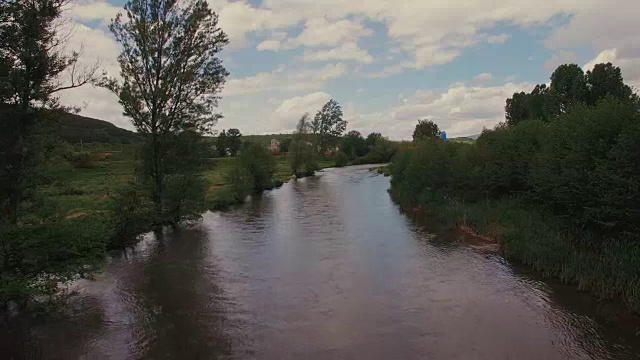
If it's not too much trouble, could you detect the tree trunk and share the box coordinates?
[152,136,163,220]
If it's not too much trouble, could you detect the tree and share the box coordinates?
[0,0,97,224]
[586,62,634,105]
[505,92,530,125]
[226,128,242,156]
[365,132,383,149]
[506,84,556,125]
[279,137,292,153]
[216,129,227,157]
[105,0,229,219]
[413,119,440,141]
[312,99,347,154]
[290,113,316,175]
[550,64,587,113]
[341,130,366,159]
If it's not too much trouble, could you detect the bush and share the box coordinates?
[108,183,154,248]
[333,151,349,167]
[389,97,640,313]
[225,164,254,201]
[0,217,108,314]
[237,142,276,192]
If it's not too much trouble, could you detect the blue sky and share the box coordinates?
[62,0,640,139]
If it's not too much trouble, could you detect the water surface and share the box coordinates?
[3,165,640,359]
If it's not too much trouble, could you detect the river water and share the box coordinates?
[2,165,640,359]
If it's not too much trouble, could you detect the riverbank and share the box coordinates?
[390,189,640,320]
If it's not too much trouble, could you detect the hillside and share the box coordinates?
[58,113,140,144]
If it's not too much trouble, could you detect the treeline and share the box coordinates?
[287,100,397,175]
[390,63,640,312]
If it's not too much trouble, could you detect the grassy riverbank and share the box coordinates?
[389,99,640,315]
[392,193,640,314]
[34,151,334,221]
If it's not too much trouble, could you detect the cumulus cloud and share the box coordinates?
[303,42,373,64]
[69,0,121,25]
[347,82,533,139]
[544,50,578,70]
[222,63,348,96]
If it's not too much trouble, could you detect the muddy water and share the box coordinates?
[2,165,640,359]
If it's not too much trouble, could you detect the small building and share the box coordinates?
[269,138,280,152]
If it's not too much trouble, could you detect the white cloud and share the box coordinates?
[289,17,373,48]
[303,42,373,64]
[544,50,578,70]
[69,0,121,25]
[272,92,331,129]
[346,82,533,139]
[472,72,493,82]
[222,63,348,96]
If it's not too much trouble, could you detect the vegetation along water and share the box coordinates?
[1,0,640,358]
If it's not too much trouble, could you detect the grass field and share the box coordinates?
[32,150,333,222]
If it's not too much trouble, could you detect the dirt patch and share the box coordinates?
[458,224,500,253]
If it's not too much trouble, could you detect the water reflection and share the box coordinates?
[2,165,639,359]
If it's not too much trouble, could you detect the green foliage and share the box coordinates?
[0,0,97,225]
[236,141,276,193]
[0,217,108,313]
[216,129,227,157]
[312,99,347,154]
[365,138,398,164]
[365,132,383,150]
[412,119,440,141]
[341,130,367,159]
[216,141,280,208]
[586,63,635,106]
[225,164,254,201]
[226,128,242,156]
[505,62,636,125]
[57,113,140,144]
[104,0,229,220]
[390,96,640,313]
[290,114,318,176]
[108,183,154,248]
[279,137,292,153]
[530,99,640,238]
[333,151,349,167]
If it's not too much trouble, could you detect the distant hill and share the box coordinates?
[58,113,141,144]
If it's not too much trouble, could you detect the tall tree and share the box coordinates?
[312,99,347,154]
[216,129,227,157]
[365,132,383,150]
[0,0,97,224]
[586,62,634,105]
[105,0,229,217]
[290,113,316,175]
[413,119,440,141]
[550,64,587,113]
[226,128,242,156]
[341,130,366,159]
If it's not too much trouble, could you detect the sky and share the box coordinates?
[60,0,640,139]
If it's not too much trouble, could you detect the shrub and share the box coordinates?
[333,151,349,167]
[108,183,153,248]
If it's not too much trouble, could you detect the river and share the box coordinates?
[2,165,640,359]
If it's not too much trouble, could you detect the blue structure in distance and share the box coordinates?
[440,131,447,141]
